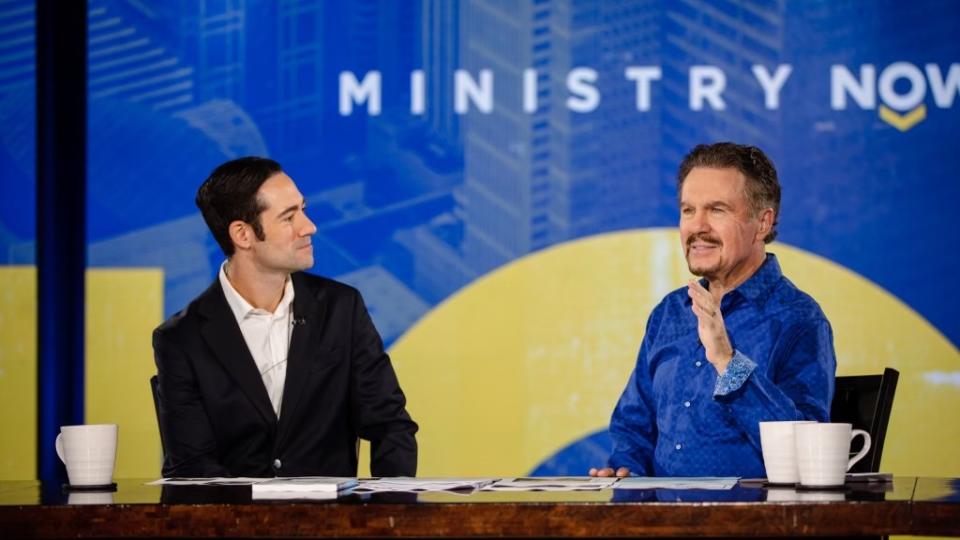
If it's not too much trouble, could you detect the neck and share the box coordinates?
[224,257,288,312]
[706,250,766,301]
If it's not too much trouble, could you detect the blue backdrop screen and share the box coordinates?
[65,1,960,350]
[0,0,957,478]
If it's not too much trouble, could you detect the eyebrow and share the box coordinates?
[680,200,733,209]
[276,200,305,219]
[707,201,733,209]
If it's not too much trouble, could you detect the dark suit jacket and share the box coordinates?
[153,272,418,477]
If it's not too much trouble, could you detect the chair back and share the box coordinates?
[150,375,166,455]
[830,367,898,473]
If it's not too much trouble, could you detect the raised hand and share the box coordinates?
[687,280,734,373]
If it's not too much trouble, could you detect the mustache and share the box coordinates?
[686,233,721,247]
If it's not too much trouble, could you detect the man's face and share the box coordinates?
[679,167,766,282]
[249,172,316,273]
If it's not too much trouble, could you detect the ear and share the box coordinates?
[228,220,253,251]
[756,208,774,241]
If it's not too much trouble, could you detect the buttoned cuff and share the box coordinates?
[713,350,756,397]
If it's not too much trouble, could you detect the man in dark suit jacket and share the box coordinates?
[153,157,417,478]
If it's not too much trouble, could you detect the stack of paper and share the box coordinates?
[146,475,740,495]
[147,477,263,486]
[251,477,358,500]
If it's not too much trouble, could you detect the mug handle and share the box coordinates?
[846,429,872,471]
[55,433,66,464]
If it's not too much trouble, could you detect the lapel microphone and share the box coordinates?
[292,317,307,326]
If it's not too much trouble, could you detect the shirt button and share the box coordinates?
[684,401,691,408]
[273,458,282,470]
[695,361,702,367]
[675,443,682,450]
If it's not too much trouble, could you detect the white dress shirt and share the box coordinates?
[219,261,295,417]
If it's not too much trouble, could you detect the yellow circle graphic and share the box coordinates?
[375,229,959,477]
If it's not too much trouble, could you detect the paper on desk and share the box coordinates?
[614,477,738,490]
[352,477,498,493]
[147,477,266,486]
[483,477,619,491]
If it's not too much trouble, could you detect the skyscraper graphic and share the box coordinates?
[659,1,786,176]
[192,0,246,105]
[87,0,198,111]
[423,0,462,148]
[460,0,664,276]
[243,0,329,170]
[368,0,471,305]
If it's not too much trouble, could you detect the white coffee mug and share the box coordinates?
[794,422,871,488]
[759,420,817,484]
[55,424,118,487]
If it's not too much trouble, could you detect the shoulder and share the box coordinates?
[292,271,362,301]
[291,272,370,319]
[154,286,207,336]
[768,275,830,327]
[153,280,222,343]
[154,305,192,337]
[292,272,379,336]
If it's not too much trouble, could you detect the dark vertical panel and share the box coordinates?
[36,0,87,482]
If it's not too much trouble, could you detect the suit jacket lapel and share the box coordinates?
[275,273,329,449]
[198,280,277,427]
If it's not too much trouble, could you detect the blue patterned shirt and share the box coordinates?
[608,254,836,477]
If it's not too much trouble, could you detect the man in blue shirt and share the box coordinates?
[591,142,836,478]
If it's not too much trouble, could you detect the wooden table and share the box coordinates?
[1,477,958,538]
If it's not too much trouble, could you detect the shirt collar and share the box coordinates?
[218,261,295,321]
[685,253,782,306]
[735,253,782,304]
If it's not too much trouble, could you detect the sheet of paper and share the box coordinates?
[614,476,739,490]
[146,477,267,486]
[483,477,619,491]
[352,477,498,493]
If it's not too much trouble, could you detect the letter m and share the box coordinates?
[339,71,382,115]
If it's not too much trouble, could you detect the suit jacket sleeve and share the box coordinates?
[153,328,231,478]
[347,291,419,476]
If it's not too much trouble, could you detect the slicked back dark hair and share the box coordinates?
[677,142,781,243]
[196,156,282,257]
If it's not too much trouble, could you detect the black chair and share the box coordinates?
[150,375,166,456]
[830,367,899,473]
